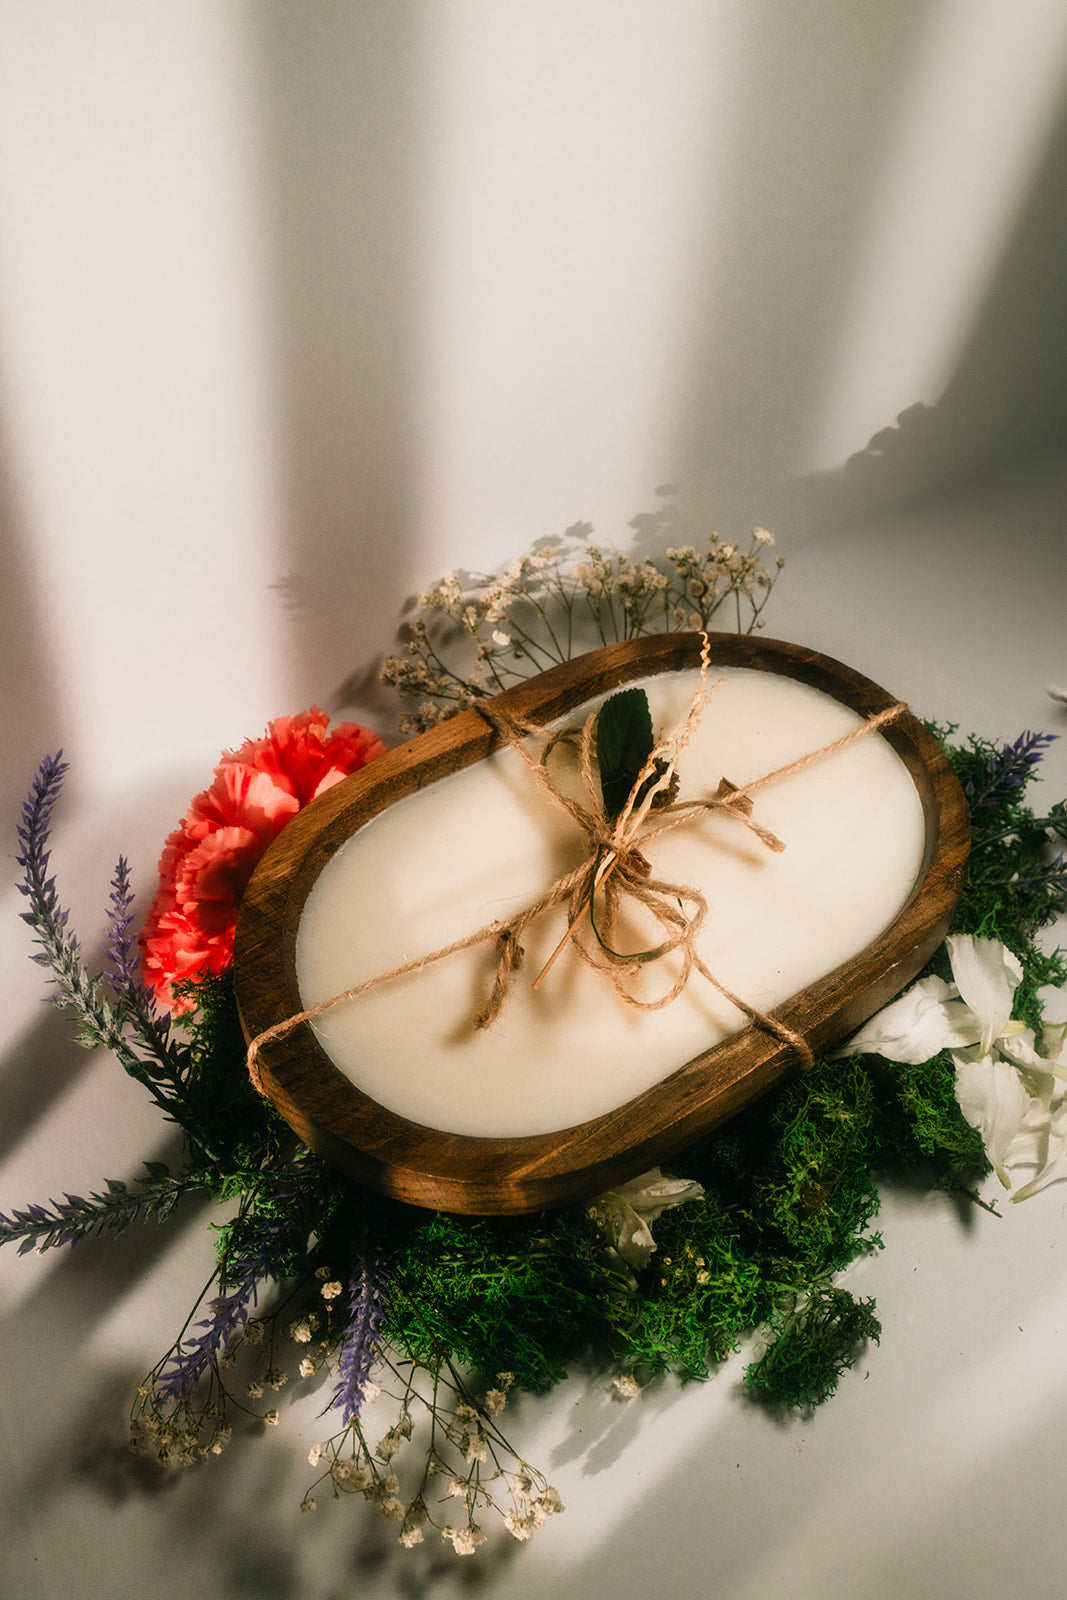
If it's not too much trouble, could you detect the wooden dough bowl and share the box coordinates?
[235,633,969,1215]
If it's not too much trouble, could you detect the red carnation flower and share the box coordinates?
[140,708,386,1012]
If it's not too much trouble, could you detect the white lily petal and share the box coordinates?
[953,1052,1031,1188]
[1040,1019,1067,1064]
[1011,1102,1067,1202]
[998,1028,1058,1089]
[838,977,973,1063]
[945,935,1023,1056]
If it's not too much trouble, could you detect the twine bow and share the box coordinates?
[246,661,906,1091]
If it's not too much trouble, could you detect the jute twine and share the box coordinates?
[246,658,907,1093]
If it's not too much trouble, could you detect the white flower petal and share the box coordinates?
[939,1000,988,1050]
[589,1168,704,1270]
[945,935,1023,1056]
[1001,1092,1057,1167]
[599,1196,658,1269]
[998,1029,1059,1093]
[1011,1101,1067,1202]
[838,977,975,1063]
[1040,1019,1067,1065]
[614,1169,705,1222]
[1005,1131,1046,1166]
[953,1052,1031,1188]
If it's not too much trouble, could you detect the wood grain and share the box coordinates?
[234,634,970,1215]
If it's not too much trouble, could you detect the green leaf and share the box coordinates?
[596,688,656,818]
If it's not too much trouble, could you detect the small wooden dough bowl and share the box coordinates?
[234,633,969,1215]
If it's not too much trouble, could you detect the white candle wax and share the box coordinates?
[296,668,925,1137]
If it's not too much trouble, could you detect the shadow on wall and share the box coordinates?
[676,3,1067,544]
[247,0,1066,725]
[791,83,1067,535]
[0,417,68,833]
[676,0,933,541]
[248,2,424,711]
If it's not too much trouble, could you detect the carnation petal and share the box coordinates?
[140,707,385,1012]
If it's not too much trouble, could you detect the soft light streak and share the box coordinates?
[410,0,736,573]
[0,1,289,795]
[804,0,1067,473]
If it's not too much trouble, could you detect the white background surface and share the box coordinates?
[1,4,1066,1598]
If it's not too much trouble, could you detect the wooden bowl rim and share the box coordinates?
[234,633,970,1214]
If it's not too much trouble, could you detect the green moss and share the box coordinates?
[173,974,292,1187]
[744,1286,881,1409]
[388,1208,620,1391]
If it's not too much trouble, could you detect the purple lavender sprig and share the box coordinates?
[965,731,1057,816]
[154,1287,258,1404]
[14,755,216,1153]
[16,753,84,997]
[0,1163,203,1255]
[105,857,184,1084]
[155,1199,300,1402]
[16,754,155,1067]
[15,756,137,1065]
[332,1252,389,1424]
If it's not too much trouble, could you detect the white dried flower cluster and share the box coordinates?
[129,1388,232,1468]
[499,1476,565,1541]
[131,1260,356,1488]
[380,501,782,734]
[133,1278,558,1559]
[300,1360,559,1557]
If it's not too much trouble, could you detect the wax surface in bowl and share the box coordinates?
[295,668,924,1137]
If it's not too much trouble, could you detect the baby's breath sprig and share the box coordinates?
[380,500,783,735]
[130,1387,234,1467]
[302,1353,562,1554]
[130,1247,560,1556]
